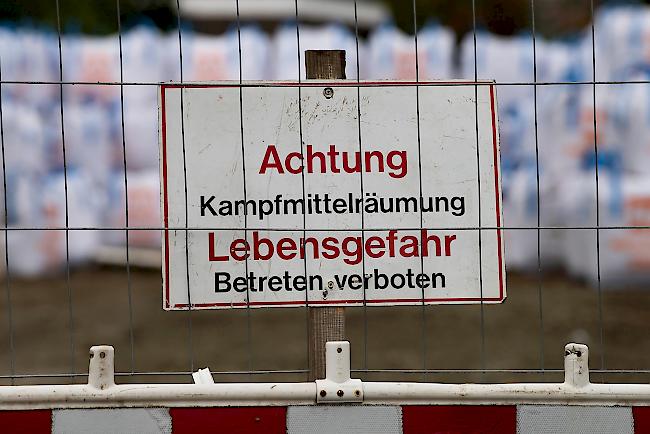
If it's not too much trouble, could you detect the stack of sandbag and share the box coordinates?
[557,6,650,287]
[1,101,64,276]
[0,27,60,109]
[103,170,161,249]
[3,9,650,286]
[561,169,650,287]
[458,32,563,270]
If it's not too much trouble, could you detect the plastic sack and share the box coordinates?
[44,101,113,187]
[0,101,47,176]
[366,23,453,80]
[0,26,24,100]
[592,6,650,81]
[459,32,535,109]
[61,34,121,104]
[604,72,650,175]
[102,170,161,249]
[110,99,159,171]
[561,168,650,287]
[6,170,102,276]
[120,25,166,103]
[15,29,60,110]
[271,23,359,79]
[166,26,270,82]
[502,165,564,272]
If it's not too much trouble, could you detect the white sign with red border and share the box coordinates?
[160,80,505,310]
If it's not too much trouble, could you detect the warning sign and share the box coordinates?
[160,81,505,309]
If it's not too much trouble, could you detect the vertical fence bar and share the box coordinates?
[470,0,487,374]
[175,0,194,373]
[410,0,428,382]
[293,0,311,382]
[0,55,16,385]
[352,0,369,374]
[54,0,76,381]
[115,0,136,374]
[589,0,606,374]
[529,0,545,373]
[234,0,254,377]
[305,50,347,381]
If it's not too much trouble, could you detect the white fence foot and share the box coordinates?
[88,346,115,391]
[316,341,363,403]
[564,343,590,388]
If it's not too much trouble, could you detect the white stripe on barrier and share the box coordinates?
[52,408,172,434]
[516,405,634,434]
[287,405,403,434]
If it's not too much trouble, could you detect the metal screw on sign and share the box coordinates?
[323,87,334,99]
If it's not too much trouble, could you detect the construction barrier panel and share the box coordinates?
[0,342,648,433]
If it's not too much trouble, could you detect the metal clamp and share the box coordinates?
[316,341,363,403]
[88,345,115,391]
[564,342,590,388]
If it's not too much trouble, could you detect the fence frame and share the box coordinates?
[0,342,648,410]
[1,0,650,389]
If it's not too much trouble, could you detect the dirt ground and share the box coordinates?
[0,266,649,386]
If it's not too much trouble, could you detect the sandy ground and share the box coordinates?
[0,266,649,386]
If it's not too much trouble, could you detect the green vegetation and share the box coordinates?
[0,0,175,33]
[384,0,595,39]
[0,0,644,38]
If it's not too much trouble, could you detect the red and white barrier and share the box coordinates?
[0,343,648,433]
[1,404,648,433]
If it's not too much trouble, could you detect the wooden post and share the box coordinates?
[305,50,346,80]
[305,49,346,381]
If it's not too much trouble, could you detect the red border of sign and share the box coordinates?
[161,81,504,309]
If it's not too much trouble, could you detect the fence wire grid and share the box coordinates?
[1,0,649,386]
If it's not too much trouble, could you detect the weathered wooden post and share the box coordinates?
[305,49,347,381]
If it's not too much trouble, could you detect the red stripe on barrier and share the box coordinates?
[402,405,516,434]
[634,407,650,434]
[0,410,51,433]
[170,407,287,434]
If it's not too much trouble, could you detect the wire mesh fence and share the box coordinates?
[0,0,650,387]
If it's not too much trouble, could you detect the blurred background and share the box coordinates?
[0,0,649,386]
